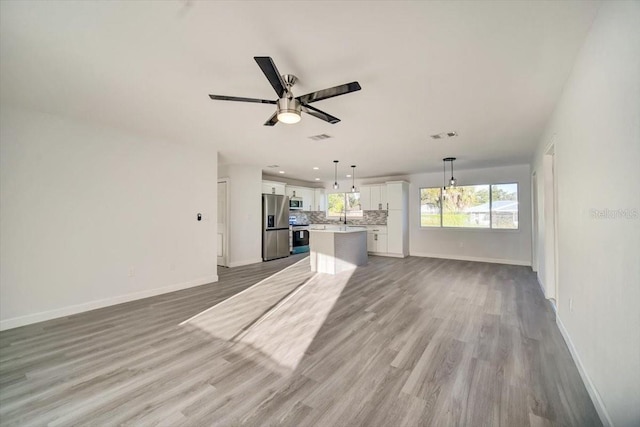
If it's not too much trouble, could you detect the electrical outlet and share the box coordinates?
[128,267,135,277]
[569,298,573,312]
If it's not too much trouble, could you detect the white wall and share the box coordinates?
[262,174,323,189]
[409,164,532,265]
[532,2,640,426]
[0,106,218,330]
[220,164,262,267]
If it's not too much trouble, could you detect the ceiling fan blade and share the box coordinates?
[254,56,287,98]
[301,104,340,124]
[264,111,279,126]
[209,94,276,104]
[296,81,361,104]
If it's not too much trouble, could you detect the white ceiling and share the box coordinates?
[0,1,600,183]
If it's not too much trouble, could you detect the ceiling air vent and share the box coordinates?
[430,131,458,140]
[266,164,280,168]
[308,134,332,141]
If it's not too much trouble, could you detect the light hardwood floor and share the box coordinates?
[0,255,601,426]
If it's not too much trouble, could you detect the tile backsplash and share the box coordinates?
[294,210,387,225]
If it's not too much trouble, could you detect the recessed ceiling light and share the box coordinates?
[346,174,352,178]
[279,171,285,174]
[315,178,320,181]
[313,167,319,170]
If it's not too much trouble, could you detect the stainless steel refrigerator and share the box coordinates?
[262,194,290,261]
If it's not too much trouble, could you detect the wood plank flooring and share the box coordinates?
[0,255,601,426]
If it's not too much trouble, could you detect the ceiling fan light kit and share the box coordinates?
[209,56,361,126]
[276,96,301,124]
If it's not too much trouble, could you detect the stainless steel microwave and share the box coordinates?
[289,198,303,210]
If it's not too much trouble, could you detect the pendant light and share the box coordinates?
[442,157,457,195]
[449,157,457,187]
[333,160,339,189]
[351,165,357,192]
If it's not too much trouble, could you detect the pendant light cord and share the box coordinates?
[351,165,356,192]
[450,160,454,182]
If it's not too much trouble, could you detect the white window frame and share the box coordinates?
[419,182,519,230]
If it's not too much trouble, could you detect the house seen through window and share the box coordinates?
[420,183,518,229]
[327,192,362,218]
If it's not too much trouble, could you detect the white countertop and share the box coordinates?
[309,225,367,233]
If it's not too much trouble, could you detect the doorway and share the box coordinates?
[543,144,558,306]
[532,171,538,272]
[217,180,229,267]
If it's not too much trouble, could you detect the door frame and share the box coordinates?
[531,171,538,272]
[217,178,230,267]
[543,142,559,306]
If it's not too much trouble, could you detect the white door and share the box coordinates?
[217,180,228,267]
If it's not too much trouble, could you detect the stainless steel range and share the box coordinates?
[289,215,310,254]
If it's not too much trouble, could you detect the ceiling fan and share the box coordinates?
[209,56,361,126]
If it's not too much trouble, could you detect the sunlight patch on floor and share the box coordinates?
[180,257,353,373]
[234,269,353,372]
[180,257,312,340]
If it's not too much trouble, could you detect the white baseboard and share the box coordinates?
[228,258,263,268]
[409,252,531,266]
[0,274,219,331]
[368,252,407,258]
[556,316,612,427]
[536,274,547,296]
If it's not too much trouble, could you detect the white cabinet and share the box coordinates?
[385,181,409,257]
[285,185,296,198]
[262,181,286,195]
[371,184,387,210]
[360,184,387,211]
[314,189,326,212]
[359,186,372,211]
[386,182,404,210]
[386,210,403,255]
[286,185,321,211]
[366,225,387,253]
[300,187,315,211]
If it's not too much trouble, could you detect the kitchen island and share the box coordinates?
[309,226,368,274]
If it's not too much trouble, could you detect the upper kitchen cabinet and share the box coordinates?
[386,181,406,210]
[286,186,317,211]
[285,186,296,198]
[314,189,326,212]
[360,184,387,210]
[262,180,286,196]
[371,184,388,210]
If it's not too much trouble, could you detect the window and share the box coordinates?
[419,183,518,229]
[491,183,518,229]
[327,192,362,218]
[420,188,441,227]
